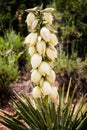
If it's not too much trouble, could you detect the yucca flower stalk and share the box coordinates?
[25,7,59,129]
[24,6,59,103]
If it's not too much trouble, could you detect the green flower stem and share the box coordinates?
[43,96,52,130]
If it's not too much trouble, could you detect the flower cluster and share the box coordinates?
[24,7,59,102]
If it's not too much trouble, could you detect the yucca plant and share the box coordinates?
[0,79,87,130]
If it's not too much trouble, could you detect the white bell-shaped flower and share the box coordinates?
[46,69,56,84]
[31,53,42,69]
[32,86,41,98]
[36,40,46,56]
[46,46,57,61]
[39,61,51,76]
[43,12,53,25]
[31,19,39,31]
[42,81,52,96]
[26,12,36,27]
[28,46,36,56]
[31,69,41,84]
[40,27,51,42]
[24,33,38,46]
[50,33,58,46]
[29,33,38,46]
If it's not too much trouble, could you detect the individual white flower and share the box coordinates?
[42,8,54,12]
[50,87,58,102]
[24,33,38,46]
[39,61,51,76]
[43,12,53,25]
[31,19,39,31]
[40,27,51,42]
[28,46,36,56]
[46,70,56,84]
[50,33,58,46]
[31,53,42,69]
[32,86,41,98]
[26,12,36,26]
[31,69,41,84]
[46,46,57,61]
[29,33,38,46]
[41,81,52,96]
[36,40,46,56]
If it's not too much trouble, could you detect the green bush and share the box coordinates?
[54,45,78,75]
[0,53,19,93]
[0,30,29,69]
[54,45,87,77]
[0,30,29,100]
[0,80,87,130]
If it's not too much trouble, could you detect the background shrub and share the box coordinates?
[52,0,87,58]
[0,30,30,106]
[0,0,53,37]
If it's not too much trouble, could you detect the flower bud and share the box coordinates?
[31,69,41,84]
[24,33,38,46]
[32,86,41,98]
[42,81,52,96]
[50,33,58,46]
[50,87,58,102]
[31,53,42,69]
[39,62,51,76]
[43,12,53,25]
[46,46,57,61]
[26,12,36,26]
[36,40,46,57]
[40,27,51,42]
[28,46,36,56]
[46,70,56,84]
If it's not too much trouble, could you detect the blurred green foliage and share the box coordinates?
[54,45,87,77]
[54,45,78,75]
[0,30,29,94]
[53,0,87,57]
[0,0,53,36]
[0,53,19,93]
